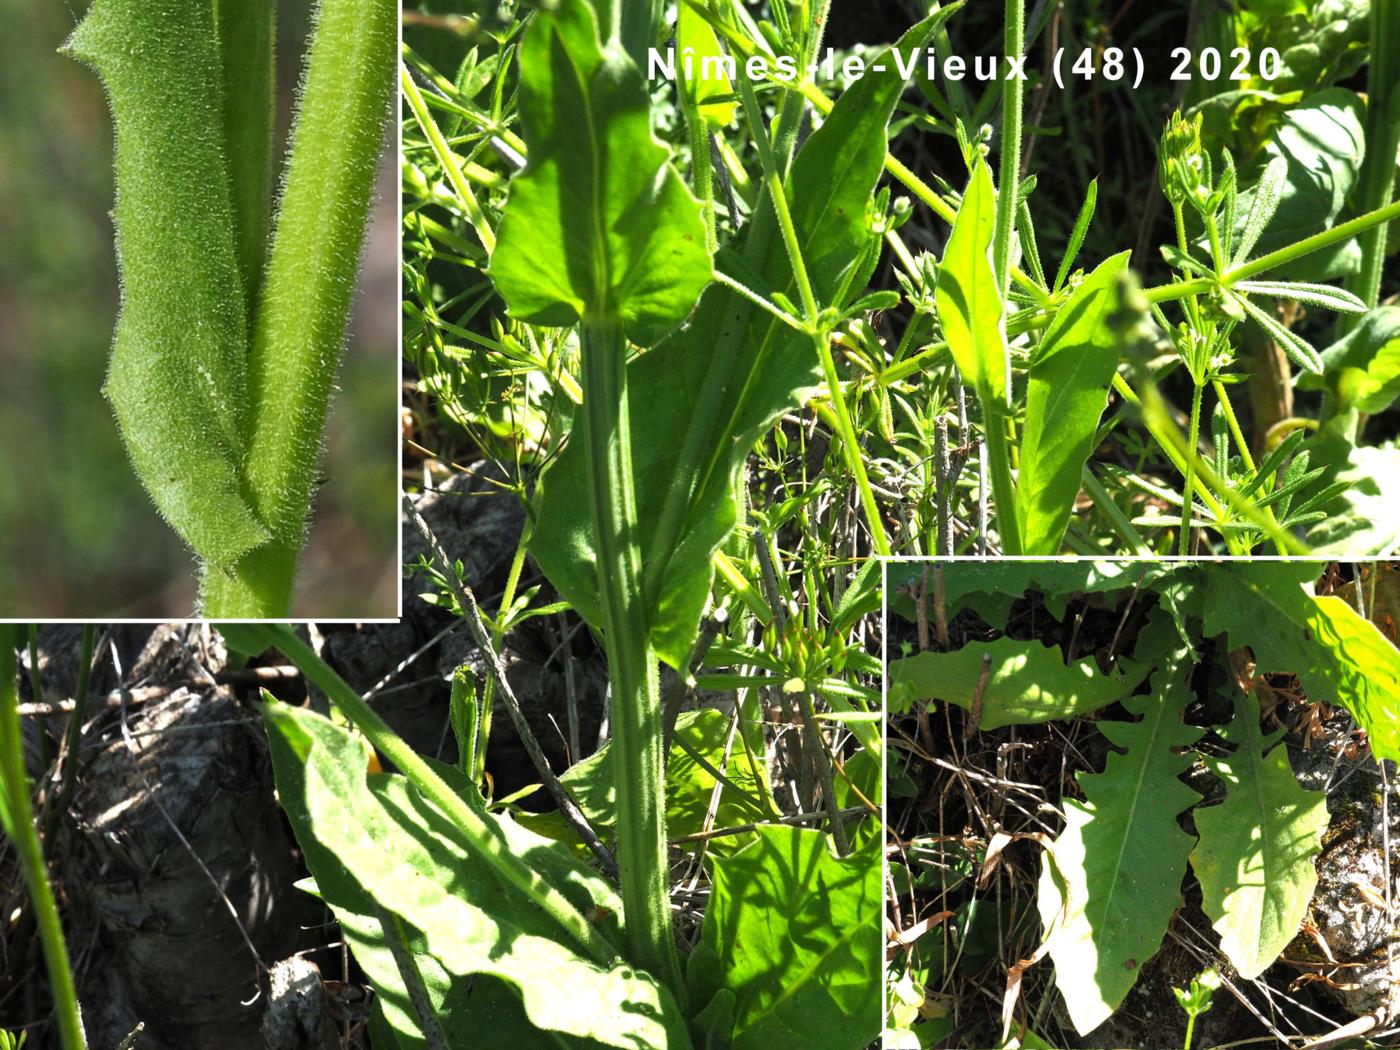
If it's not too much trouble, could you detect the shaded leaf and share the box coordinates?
[1200,563,1400,761]
[1190,689,1328,979]
[888,637,1149,722]
[689,827,881,1049]
[1019,252,1134,553]
[1298,306,1400,414]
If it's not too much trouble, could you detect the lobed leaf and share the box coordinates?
[1200,563,1400,761]
[888,636,1148,723]
[1037,651,1203,1035]
[688,827,881,1050]
[1018,252,1134,554]
[62,0,269,567]
[1190,689,1329,980]
[490,0,711,346]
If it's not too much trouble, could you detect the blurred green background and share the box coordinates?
[0,0,398,618]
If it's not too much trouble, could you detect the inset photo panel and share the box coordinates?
[0,2,399,619]
[884,560,1400,1049]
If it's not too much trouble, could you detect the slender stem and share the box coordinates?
[1212,379,1256,474]
[204,0,395,617]
[1081,464,1149,554]
[402,63,496,253]
[1341,0,1399,327]
[1178,382,1204,557]
[0,627,87,1050]
[214,0,275,313]
[992,0,1024,310]
[477,537,528,783]
[737,72,891,555]
[1225,198,1400,284]
[579,318,684,994]
[981,384,1023,555]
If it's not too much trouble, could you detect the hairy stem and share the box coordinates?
[204,0,395,617]
[579,318,684,994]
[214,0,275,312]
[1179,381,1204,557]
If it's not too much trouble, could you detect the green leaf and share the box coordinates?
[676,2,736,128]
[62,0,269,567]
[888,637,1149,722]
[529,14,949,667]
[1200,563,1400,762]
[1018,252,1134,553]
[936,157,1006,401]
[1232,155,1287,267]
[541,709,770,842]
[1298,306,1400,414]
[1189,689,1329,980]
[262,701,692,1049]
[1037,653,1203,1034]
[490,0,711,346]
[1228,88,1365,280]
[690,827,881,1049]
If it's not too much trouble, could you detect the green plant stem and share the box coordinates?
[1081,464,1149,554]
[1212,379,1256,474]
[248,625,615,963]
[0,627,86,1050]
[402,63,497,254]
[214,0,275,312]
[1179,381,1204,556]
[578,318,684,995]
[992,0,1024,310]
[476,537,527,784]
[681,102,717,253]
[203,0,395,617]
[981,387,1023,555]
[1226,198,1400,284]
[1341,0,1399,327]
[1183,1013,1196,1050]
[737,72,891,556]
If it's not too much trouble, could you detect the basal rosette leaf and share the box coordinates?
[936,157,1007,401]
[529,11,951,667]
[62,0,270,567]
[490,0,711,347]
[1018,252,1135,553]
[1201,563,1400,761]
[1037,652,1203,1034]
[1190,689,1329,980]
[688,826,882,1050]
[262,701,692,1049]
[888,637,1149,721]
